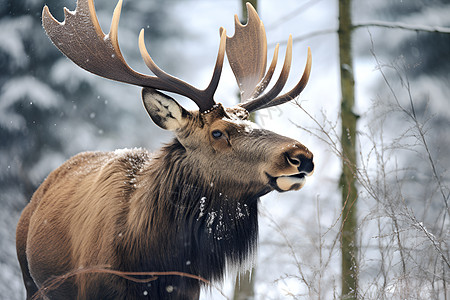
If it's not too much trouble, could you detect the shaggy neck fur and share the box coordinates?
[119,139,269,298]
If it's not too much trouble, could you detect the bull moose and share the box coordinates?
[16,0,314,298]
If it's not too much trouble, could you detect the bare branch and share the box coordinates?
[269,20,450,49]
[32,266,215,300]
[354,21,450,34]
[268,29,336,48]
[266,0,325,32]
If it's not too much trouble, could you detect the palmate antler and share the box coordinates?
[42,0,225,113]
[42,0,311,114]
[227,3,312,113]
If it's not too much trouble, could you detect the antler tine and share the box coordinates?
[240,35,293,112]
[259,47,312,110]
[226,3,267,102]
[139,28,226,112]
[206,27,227,103]
[250,43,280,99]
[226,3,312,113]
[43,0,159,89]
[42,0,223,112]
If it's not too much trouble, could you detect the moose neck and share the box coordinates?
[126,139,266,282]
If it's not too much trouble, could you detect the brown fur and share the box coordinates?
[17,103,314,299]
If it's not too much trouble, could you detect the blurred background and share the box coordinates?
[1,0,449,299]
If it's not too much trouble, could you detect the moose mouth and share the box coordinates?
[266,172,307,192]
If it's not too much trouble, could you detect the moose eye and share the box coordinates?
[211,130,223,139]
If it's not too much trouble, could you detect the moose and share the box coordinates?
[16,0,314,298]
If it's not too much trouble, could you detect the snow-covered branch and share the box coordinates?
[353,21,450,34]
[269,20,450,48]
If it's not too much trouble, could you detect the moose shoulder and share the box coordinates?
[16,0,314,299]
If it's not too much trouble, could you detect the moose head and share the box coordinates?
[41,0,313,192]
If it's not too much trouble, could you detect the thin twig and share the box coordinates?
[269,21,450,48]
[354,21,450,34]
[268,29,336,48]
[266,0,325,32]
[368,31,450,272]
[32,266,212,300]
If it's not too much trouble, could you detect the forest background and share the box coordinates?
[1,0,449,299]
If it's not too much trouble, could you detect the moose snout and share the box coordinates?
[285,147,314,175]
[269,144,314,192]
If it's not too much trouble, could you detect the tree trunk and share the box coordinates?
[241,0,258,20]
[338,0,358,299]
[232,1,258,299]
[233,270,255,300]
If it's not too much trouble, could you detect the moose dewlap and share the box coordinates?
[16,0,314,299]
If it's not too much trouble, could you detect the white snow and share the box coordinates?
[0,16,33,68]
[0,76,61,130]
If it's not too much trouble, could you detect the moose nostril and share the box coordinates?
[299,156,314,173]
[287,155,300,166]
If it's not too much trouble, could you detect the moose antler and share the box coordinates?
[226,3,312,113]
[42,0,226,112]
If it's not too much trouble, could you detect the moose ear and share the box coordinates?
[142,88,191,131]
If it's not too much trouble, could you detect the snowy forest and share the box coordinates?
[1,0,449,299]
